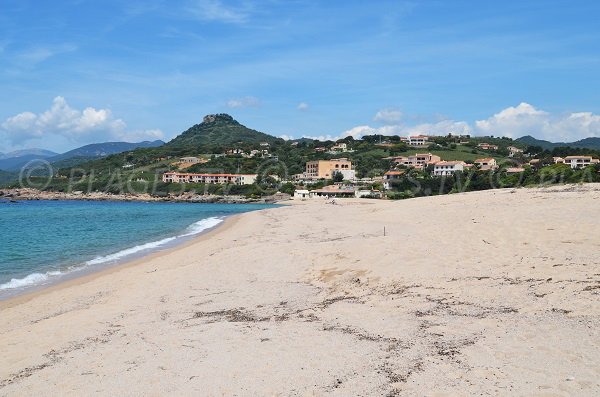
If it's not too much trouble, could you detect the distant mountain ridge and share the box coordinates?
[166,114,281,147]
[0,148,58,160]
[516,135,600,150]
[49,140,165,162]
[0,140,165,171]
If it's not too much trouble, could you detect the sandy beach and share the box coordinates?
[1,184,599,396]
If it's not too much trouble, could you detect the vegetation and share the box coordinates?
[165,114,282,148]
[4,114,600,200]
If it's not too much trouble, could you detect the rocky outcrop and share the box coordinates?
[0,188,283,204]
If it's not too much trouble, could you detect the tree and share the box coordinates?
[332,171,344,183]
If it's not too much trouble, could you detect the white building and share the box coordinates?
[433,161,465,176]
[478,143,499,150]
[393,153,441,169]
[404,135,430,146]
[180,156,201,163]
[507,146,524,157]
[293,189,311,200]
[563,156,600,169]
[355,190,382,199]
[383,171,404,190]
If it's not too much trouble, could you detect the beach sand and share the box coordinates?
[1,185,599,396]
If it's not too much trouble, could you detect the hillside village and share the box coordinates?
[160,132,600,200]
[7,114,600,199]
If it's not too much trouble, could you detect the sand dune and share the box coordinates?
[1,184,599,396]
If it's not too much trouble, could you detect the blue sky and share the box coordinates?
[1,0,599,153]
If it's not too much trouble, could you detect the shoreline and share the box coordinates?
[0,187,289,204]
[0,184,598,395]
[0,212,242,310]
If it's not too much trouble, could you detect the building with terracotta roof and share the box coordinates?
[162,172,257,185]
[563,156,599,169]
[393,153,441,169]
[305,158,354,180]
[433,161,466,176]
[309,184,356,198]
[383,170,405,190]
[477,143,499,150]
[474,158,498,171]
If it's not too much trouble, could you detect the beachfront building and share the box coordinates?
[383,170,404,190]
[393,153,441,169]
[293,189,311,200]
[305,158,354,180]
[162,172,257,185]
[563,156,600,169]
[478,143,499,150]
[355,189,382,199]
[474,158,498,171]
[309,184,356,198]
[507,146,524,157]
[433,161,465,176]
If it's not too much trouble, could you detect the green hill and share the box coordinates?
[165,114,281,147]
[516,135,600,150]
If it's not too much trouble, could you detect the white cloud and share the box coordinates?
[226,96,261,108]
[374,108,403,124]
[304,120,470,141]
[329,103,599,142]
[474,102,600,142]
[186,0,250,24]
[409,120,472,136]
[297,102,309,111]
[1,96,164,146]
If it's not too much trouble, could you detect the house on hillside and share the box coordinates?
[478,143,499,150]
[507,146,524,157]
[383,170,404,190]
[393,153,441,169]
[563,156,600,169]
[474,158,498,171]
[402,135,430,146]
[328,143,350,153]
[433,161,465,176]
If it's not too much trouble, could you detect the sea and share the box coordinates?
[0,200,276,299]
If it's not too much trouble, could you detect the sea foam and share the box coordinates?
[0,216,223,291]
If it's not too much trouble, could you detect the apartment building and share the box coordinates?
[305,158,353,179]
[162,172,257,185]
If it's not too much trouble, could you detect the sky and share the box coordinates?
[1,0,599,153]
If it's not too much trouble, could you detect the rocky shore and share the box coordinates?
[0,188,288,204]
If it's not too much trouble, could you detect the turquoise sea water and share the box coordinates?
[0,200,275,297]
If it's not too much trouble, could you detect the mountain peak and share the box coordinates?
[202,113,236,124]
[167,115,279,147]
